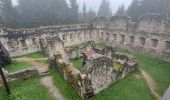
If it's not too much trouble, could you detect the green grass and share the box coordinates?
[50,69,154,100]
[14,51,46,59]
[50,69,81,100]
[65,43,84,49]
[0,76,55,100]
[4,60,33,73]
[117,48,170,96]
[34,59,49,65]
[96,43,107,49]
[71,57,84,70]
[94,71,155,100]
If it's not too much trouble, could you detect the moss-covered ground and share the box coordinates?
[14,51,46,59]
[4,60,33,73]
[0,76,55,100]
[71,57,84,70]
[117,48,170,96]
[1,46,170,100]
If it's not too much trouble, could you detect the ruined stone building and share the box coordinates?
[0,13,170,99]
[0,14,169,61]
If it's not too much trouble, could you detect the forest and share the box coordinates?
[0,0,170,28]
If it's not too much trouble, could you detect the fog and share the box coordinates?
[12,0,132,13]
[78,0,132,13]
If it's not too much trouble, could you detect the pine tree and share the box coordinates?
[0,0,17,27]
[87,9,96,21]
[69,0,79,23]
[115,4,126,16]
[127,0,141,20]
[82,2,87,22]
[98,0,112,18]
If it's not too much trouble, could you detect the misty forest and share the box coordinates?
[0,0,170,28]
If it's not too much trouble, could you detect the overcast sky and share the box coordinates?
[12,0,132,13]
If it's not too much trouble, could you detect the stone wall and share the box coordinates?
[0,68,38,84]
[7,68,38,81]
[47,39,138,99]
[91,14,170,61]
[0,14,170,61]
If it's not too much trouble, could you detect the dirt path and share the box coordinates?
[140,69,161,100]
[40,76,66,100]
[15,57,49,73]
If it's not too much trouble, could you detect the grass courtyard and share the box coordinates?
[0,76,55,100]
[0,48,170,100]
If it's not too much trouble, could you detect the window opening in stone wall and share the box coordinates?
[63,34,67,40]
[120,35,125,43]
[113,34,117,41]
[151,39,158,47]
[129,36,135,44]
[166,41,170,50]
[139,37,146,46]
[32,38,37,45]
[106,33,109,41]
[20,39,27,47]
[70,34,73,39]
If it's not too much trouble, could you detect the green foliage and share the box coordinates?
[94,71,155,100]
[71,57,84,70]
[135,53,170,96]
[14,51,46,59]
[113,62,124,72]
[65,43,84,49]
[96,43,107,49]
[4,60,32,73]
[118,48,170,96]
[50,69,154,100]
[50,69,81,100]
[0,76,55,100]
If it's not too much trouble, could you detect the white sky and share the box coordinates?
[12,0,132,13]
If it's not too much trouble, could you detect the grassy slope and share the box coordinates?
[94,71,155,100]
[135,54,170,96]
[50,69,154,100]
[71,57,83,70]
[0,76,55,100]
[96,43,107,49]
[118,48,170,96]
[50,69,82,100]
[4,52,47,73]
[14,51,46,59]
[4,60,33,73]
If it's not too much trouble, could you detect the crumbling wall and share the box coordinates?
[84,46,138,94]
[137,14,166,33]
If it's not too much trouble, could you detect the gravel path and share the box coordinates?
[15,57,49,73]
[40,76,66,100]
[140,69,161,100]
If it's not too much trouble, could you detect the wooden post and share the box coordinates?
[0,65,11,96]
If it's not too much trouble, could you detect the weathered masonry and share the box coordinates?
[91,14,170,61]
[0,14,170,61]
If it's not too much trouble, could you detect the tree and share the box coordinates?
[0,0,18,27]
[98,0,112,18]
[127,0,141,20]
[17,0,69,27]
[82,2,87,22]
[87,9,96,21]
[115,4,126,16]
[69,0,79,23]
[127,0,170,20]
